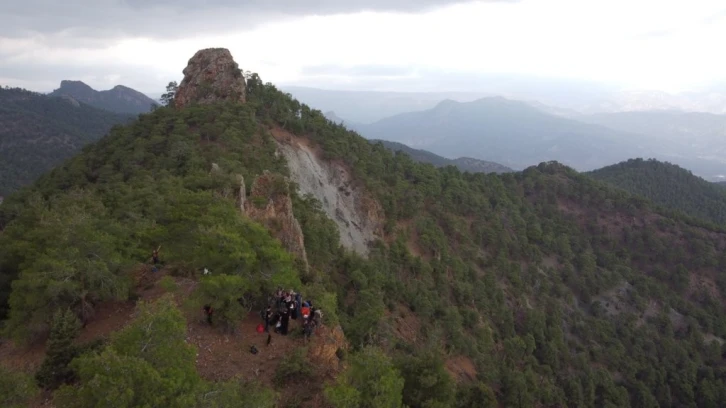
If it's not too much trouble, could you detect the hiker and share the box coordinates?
[303,319,313,340]
[275,287,284,309]
[312,308,322,326]
[290,299,298,320]
[151,245,161,265]
[301,303,311,322]
[280,309,290,335]
[203,304,214,325]
[264,306,273,332]
[272,312,282,333]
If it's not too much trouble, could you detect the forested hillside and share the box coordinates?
[0,86,133,195]
[581,111,726,181]
[2,50,726,407]
[590,158,726,226]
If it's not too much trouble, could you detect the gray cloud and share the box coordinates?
[284,65,621,109]
[3,0,510,40]
[0,58,167,94]
[301,64,415,77]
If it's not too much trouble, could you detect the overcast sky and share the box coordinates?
[2,0,726,95]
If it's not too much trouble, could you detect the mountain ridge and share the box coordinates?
[49,80,158,114]
[589,158,726,226]
[580,110,726,180]
[372,139,514,174]
[354,96,650,171]
[323,110,514,173]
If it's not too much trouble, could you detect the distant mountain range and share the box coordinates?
[372,139,513,174]
[286,86,494,124]
[589,158,726,226]
[350,97,649,172]
[324,111,512,173]
[49,80,158,115]
[323,96,726,180]
[285,85,726,125]
[578,110,726,179]
[0,87,133,195]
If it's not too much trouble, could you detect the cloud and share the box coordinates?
[3,0,506,40]
[300,64,416,78]
[0,51,171,93]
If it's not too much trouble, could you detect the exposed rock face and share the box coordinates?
[174,48,246,109]
[271,128,384,257]
[308,325,347,376]
[244,171,309,269]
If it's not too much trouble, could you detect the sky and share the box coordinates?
[2,0,726,95]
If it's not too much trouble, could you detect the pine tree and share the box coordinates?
[35,308,81,389]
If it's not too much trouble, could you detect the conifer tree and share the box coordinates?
[35,308,82,389]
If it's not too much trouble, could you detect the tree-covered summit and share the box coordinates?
[589,158,726,226]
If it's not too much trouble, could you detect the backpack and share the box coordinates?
[256,323,265,333]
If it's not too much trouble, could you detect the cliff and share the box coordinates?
[244,171,309,270]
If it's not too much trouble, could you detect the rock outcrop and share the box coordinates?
[271,128,384,257]
[308,325,347,377]
[244,171,309,270]
[174,48,246,109]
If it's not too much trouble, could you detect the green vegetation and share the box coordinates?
[2,69,726,407]
[246,76,726,406]
[274,348,314,386]
[35,309,83,389]
[0,366,39,408]
[590,158,726,226]
[53,295,277,407]
[0,86,133,196]
[325,346,404,408]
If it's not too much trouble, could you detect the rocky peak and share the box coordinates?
[55,80,95,98]
[174,48,246,109]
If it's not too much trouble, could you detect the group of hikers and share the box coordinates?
[261,288,323,340]
[147,246,323,340]
[201,288,322,342]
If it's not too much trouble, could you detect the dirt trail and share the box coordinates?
[1,268,336,407]
[189,311,310,383]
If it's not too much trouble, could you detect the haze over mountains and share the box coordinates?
[291,90,726,181]
[349,97,651,172]
[284,83,726,125]
[49,80,158,115]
